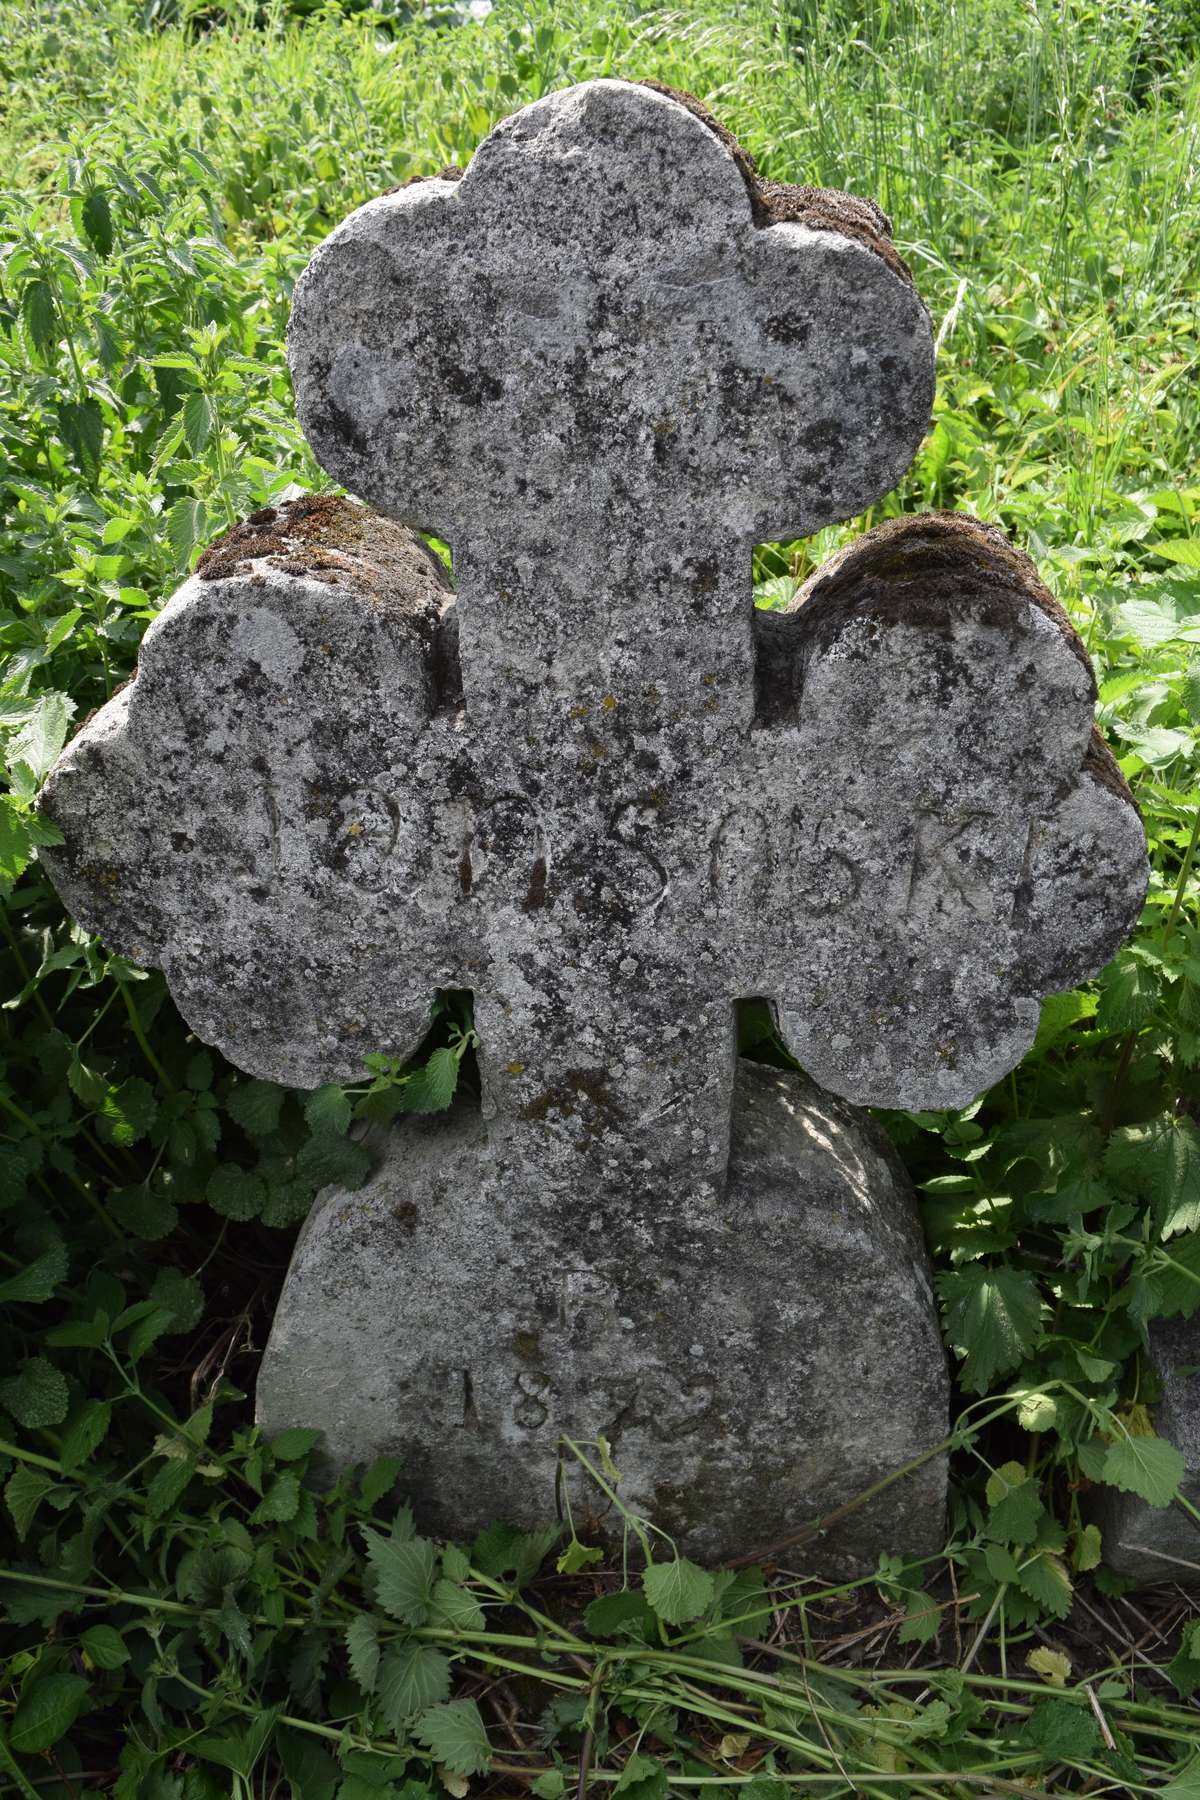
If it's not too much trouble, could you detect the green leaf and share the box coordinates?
[1102,1432,1185,1506]
[1073,1522,1103,1573]
[429,1577,486,1632]
[56,398,104,480]
[0,1355,69,1427]
[414,1699,491,1776]
[296,1133,370,1189]
[109,1186,178,1241]
[1015,1551,1073,1620]
[1095,953,1160,1033]
[1155,537,1200,570]
[470,1520,559,1589]
[5,1466,55,1541]
[376,1643,451,1729]
[276,1722,339,1800]
[1021,1695,1100,1759]
[0,1239,68,1305]
[936,1266,1042,1393]
[59,1398,112,1471]
[226,1078,285,1136]
[251,1473,301,1523]
[81,189,114,255]
[1168,1620,1200,1698]
[100,1075,158,1146]
[1163,1756,1200,1800]
[207,1163,265,1221]
[166,496,208,568]
[150,1269,204,1334]
[270,1427,322,1462]
[557,1537,604,1574]
[614,1753,668,1800]
[584,1589,656,1640]
[985,1462,1044,1545]
[10,1673,90,1753]
[399,1046,461,1114]
[345,1616,380,1695]
[359,1456,402,1509]
[183,391,214,454]
[9,691,73,782]
[23,278,56,358]
[81,1623,130,1669]
[304,1084,352,1135]
[362,1526,436,1625]
[642,1557,715,1626]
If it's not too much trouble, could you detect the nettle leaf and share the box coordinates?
[642,1557,715,1626]
[109,1185,178,1241]
[226,1077,285,1136]
[1095,953,1161,1033]
[1021,1695,1100,1760]
[183,391,214,454]
[304,1083,352,1136]
[296,1133,371,1190]
[9,690,74,782]
[150,1268,204,1334]
[81,1623,130,1670]
[100,1075,158,1146]
[1027,1646,1070,1686]
[614,1753,669,1800]
[0,1355,69,1427]
[59,1398,112,1471]
[0,1238,68,1305]
[1015,1551,1073,1620]
[470,1520,559,1589]
[206,1163,265,1221]
[81,189,114,255]
[362,1526,437,1624]
[400,1046,462,1114]
[251,1473,301,1524]
[585,1588,656,1640]
[984,1462,1044,1545]
[5,1465,56,1540]
[414,1699,491,1776]
[429,1576,486,1632]
[345,1615,381,1695]
[936,1266,1043,1393]
[1168,1619,1200,1698]
[360,1455,403,1509]
[56,397,104,480]
[166,496,208,568]
[10,1672,91,1753]
[1102,1432,1185,1506]
[376,1642,451,1729]
[270,1427,322,1462]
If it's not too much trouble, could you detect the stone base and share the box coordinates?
[257,1058,948,1571]
[1090,1317,1200,1585]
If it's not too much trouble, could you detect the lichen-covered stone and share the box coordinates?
[1090,1317,1200,1584]
[37,79,1150,1561]
[258,1057,948,1570]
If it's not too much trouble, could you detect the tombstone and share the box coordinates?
[1090,1317,1200,1584]
[38,81,1149,1567]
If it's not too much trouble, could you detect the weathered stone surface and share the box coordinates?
[37,79,1150,1561]
[257,1056,949,1569]
[1091,1317,1200,1584]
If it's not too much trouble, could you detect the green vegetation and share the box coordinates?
[1,0,1199,1791]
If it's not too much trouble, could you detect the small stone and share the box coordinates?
[1090,1317,1200,1584]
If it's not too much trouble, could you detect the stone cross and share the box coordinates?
[40,82,1149,1562]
